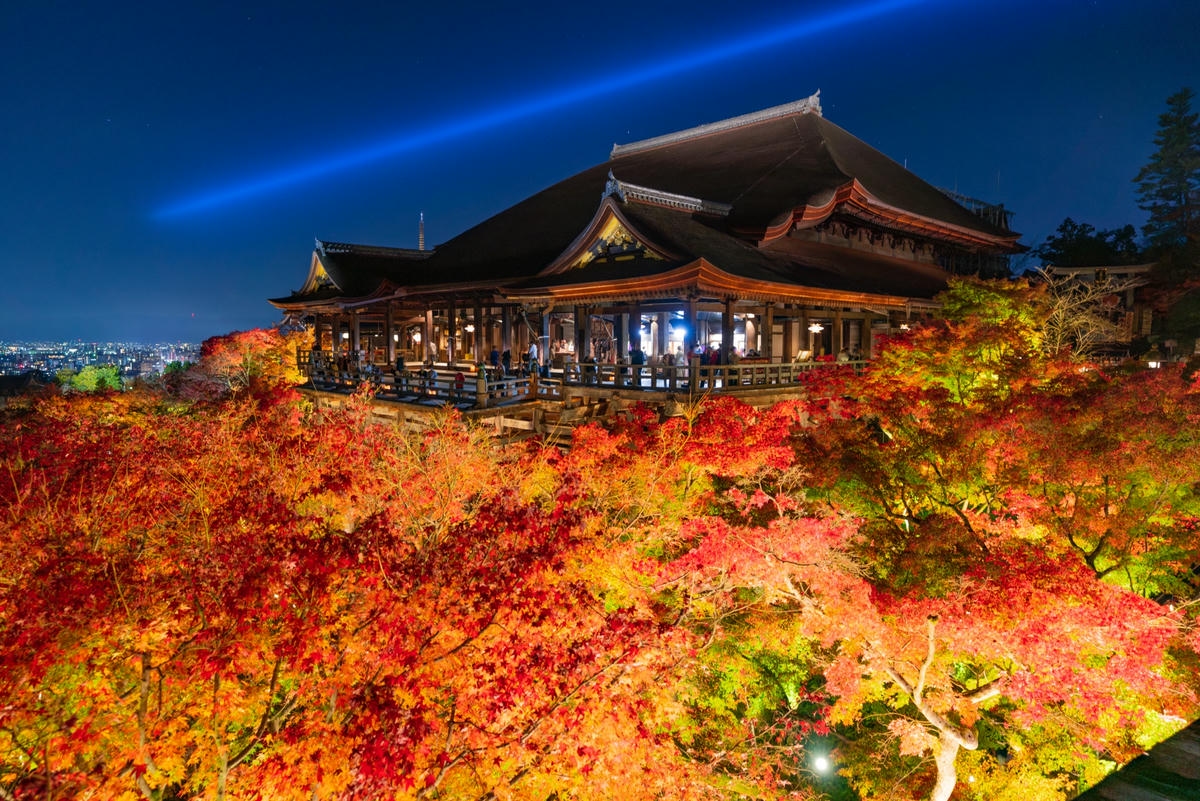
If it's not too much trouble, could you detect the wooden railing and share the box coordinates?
[557,359,867,394]
[302,351,865,408]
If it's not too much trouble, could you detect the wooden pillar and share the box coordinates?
[540,309,551,372]
[762,304,774,360]
[574,305,588,359]
[628,304,642,351]
[616,312,628,361]
[352,313,362,357]
[446,299,457,364]
[473,300,484,362]
[782,306,794,362]
[833,310,844,355]
[423,308,434,363]
[685,296,699,358]
[475,368,489,409]
[385,304,396,364]
[722,298,735,362]
[657,312,669,358]
[502,305,513,353]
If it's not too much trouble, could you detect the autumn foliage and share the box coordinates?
[2,304,1200,801]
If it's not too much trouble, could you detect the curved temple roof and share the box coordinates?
[271,93,1020,311]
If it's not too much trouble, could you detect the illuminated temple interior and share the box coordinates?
[271,92,1022,404]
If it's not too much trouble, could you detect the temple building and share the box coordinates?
[271,92,1022,382]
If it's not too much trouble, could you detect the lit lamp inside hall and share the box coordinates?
[808,322,824,355]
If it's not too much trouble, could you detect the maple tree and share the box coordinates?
[572,278,1196,799]
[3,306,1199,801]
[675,279,1200,800]
[175,326,312,401]
[0,377,703,799]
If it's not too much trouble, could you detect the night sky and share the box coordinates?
[4,0,1198,343]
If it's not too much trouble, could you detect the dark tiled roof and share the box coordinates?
[319,242,433,297]
[426,106,1013,282]
[269,242,434,305]
[1073,718,1200,800]
[606,110,1011,236]
[273,98,1016,305]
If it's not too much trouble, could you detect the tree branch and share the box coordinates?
[877,621,980,751]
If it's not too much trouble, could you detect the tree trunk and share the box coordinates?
[930,732,960,801]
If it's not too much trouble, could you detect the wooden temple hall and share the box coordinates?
[271,93,1022,412]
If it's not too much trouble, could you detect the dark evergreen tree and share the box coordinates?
[1134,88,1200,252]
[1033,217,1142,266]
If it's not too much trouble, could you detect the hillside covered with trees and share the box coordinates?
[3,280,1200,801]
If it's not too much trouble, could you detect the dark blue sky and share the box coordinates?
[3,0,1197,342]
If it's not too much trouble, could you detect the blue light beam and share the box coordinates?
[155,0,928,219]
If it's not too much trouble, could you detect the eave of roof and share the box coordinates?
[505,256,924,310]
[1072,718,1200,800]
[775,179,1023,252]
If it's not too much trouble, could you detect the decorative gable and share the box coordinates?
[541,199,676,276]
[299,243,340,294]
[572,214,663,269]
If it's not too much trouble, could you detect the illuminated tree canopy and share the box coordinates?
[2,315,1199,800]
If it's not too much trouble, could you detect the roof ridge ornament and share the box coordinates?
[611,91,821,158]
[604,170,626,202]
[603,172,732,217]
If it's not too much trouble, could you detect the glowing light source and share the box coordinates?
[155,0,929,218]
[808,323,824,334]
[813,755,831,774]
